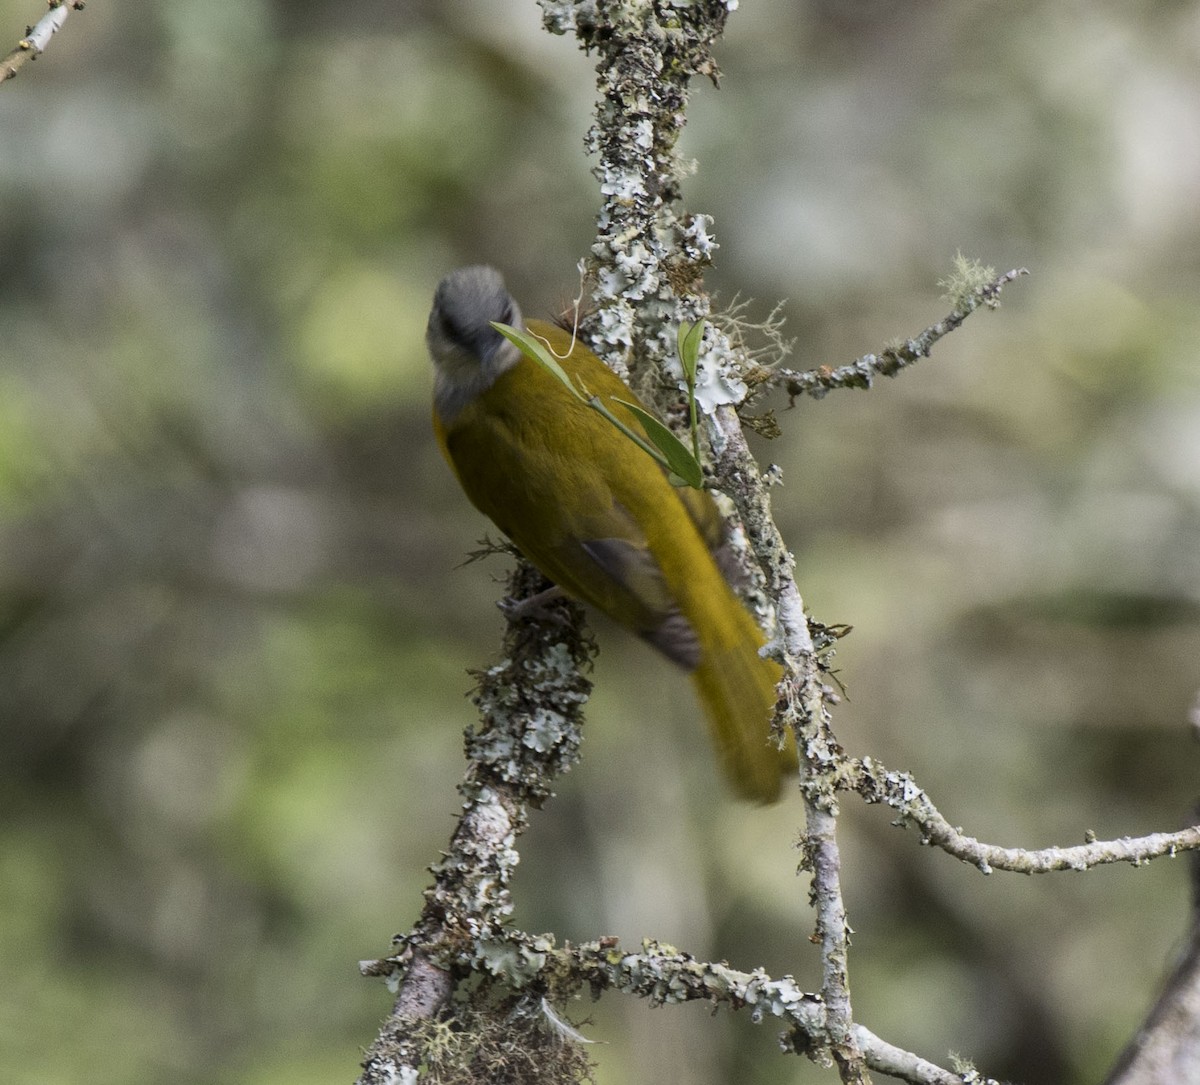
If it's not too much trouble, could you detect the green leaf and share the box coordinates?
[677,319,705,386]
[612,398,704,489]
[491,322,587,403]
[676,320,705,463]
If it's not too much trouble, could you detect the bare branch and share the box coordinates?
[851,757,1200,874]
[1,1,81,83]
[1102,815,1200,1084]
[1102,923,1200,1085]
[854,1026,999,1085]
[804,806,868,1082]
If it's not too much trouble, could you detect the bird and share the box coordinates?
[427,265,795,802]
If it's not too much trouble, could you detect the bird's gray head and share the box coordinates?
[427,266,524,421]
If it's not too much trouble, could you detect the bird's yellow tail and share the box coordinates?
[691,612,797,803]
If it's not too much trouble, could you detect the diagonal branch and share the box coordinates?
[778,266,1028,402]
[1102,816,1200,1084]
[1,0,82,83]
[355,561,595,1085]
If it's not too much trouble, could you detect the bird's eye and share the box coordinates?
[499,303,514,325]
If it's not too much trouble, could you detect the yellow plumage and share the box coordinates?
[429,269,795,802]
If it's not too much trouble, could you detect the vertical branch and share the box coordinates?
[711,407,866,1082]
[541,0,730,385]
[542,1,867,1079]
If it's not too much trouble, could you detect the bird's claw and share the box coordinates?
[498,585,568,624]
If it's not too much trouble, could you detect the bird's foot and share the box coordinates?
[498,585,568,624]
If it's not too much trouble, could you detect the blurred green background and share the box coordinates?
[2,2,1199,1083]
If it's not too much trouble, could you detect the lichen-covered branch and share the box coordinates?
[545,936,825,1028]
[356,560,595,1085]
[850,756,1200,874]
[370,927,1000,1085]
[540,0,737,410]
[711,383,864,1079]
[539,1,870,1079]
[1,0,81,83]
[700,451,859,1077]
[778,265,1028,402]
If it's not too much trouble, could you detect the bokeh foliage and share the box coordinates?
[2,2,1199,1083]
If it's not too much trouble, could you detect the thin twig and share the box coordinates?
[778,268,1028,402]
[851,756,1200,874]
[1,1,81,83]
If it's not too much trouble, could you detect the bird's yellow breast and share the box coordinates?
[435,319,720,638]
